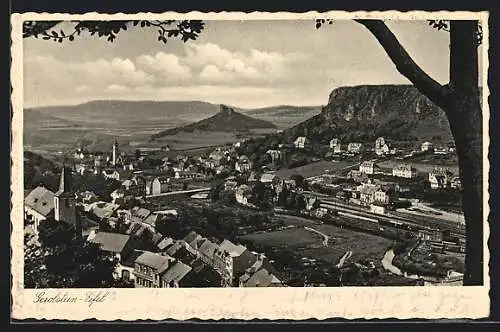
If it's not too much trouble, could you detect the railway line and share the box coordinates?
[319,200,465,238]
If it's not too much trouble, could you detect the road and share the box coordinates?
[304,226,329,246]
[381,250,403,275]
[145,187,210,199]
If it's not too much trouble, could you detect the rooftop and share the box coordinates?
[88,231,131,254]
[24,186,55,217]
[161,261,192,283]
[135,251,173,274]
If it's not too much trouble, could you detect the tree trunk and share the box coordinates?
[448,21,484,286]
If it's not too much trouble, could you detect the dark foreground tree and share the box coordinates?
[347,20,484,286]
[24,18,485,285]
[25,220,120,288]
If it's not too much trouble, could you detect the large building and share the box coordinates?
[392,164,418,179]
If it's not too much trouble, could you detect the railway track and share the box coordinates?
[319,201,465,238]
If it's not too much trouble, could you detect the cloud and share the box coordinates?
[75,85,90,93]
[136,52,192,82]
[23,42,311,107]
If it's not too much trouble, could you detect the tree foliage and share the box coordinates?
[23,20,205,43]
[24,221,120,288]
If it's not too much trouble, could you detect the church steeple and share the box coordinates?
[55,165,72,197]
[112,138,119,166]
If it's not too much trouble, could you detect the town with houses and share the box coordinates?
[24,122,467,288]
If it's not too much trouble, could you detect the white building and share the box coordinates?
[392,164,418,179]
[347,142,363,154]
[375,137,390,156]
[359,161,378,175]
[294,136,308,149]
[421,141,434,152]
[329,138,342,153]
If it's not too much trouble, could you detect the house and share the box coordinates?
[428,167,454,189]
[151,177,172,195]
[102,168,121,181]
[373,188,394,205]
[87,231,139,280]
[129,207,152,224]
[122,176,146,197]
[260,173,278,184]
[133,251,176,288]
[208,149,225,167]
[359,161,380,175]
[266,150,282,163]
[235,155,253,172]
[434,146,449,155]
[193,239,219,268]
[294,136,308,149]
[87,201,120,221]
[358,183,380,205]
[24,186,55,233]
[421,141,434,152]
[347,143,363,154]
[375,137,390,156]
[160,261,193,288]
[239,267,283,287]
[329,138,342,153]
[214,239,258,285]
[392,164,418,179]
[235,184,252,205]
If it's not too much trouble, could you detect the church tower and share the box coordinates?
[54,166,80,234]
[112,138,119,166]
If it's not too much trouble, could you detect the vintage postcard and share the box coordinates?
[11,10,490,320]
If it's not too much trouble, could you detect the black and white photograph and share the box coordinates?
[11,11,490,320]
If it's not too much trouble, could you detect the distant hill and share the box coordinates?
[241,105,323,129]
[280,84,455,144]
[25,100,221,128]
[24,109,81,129]
[150,104,277,140]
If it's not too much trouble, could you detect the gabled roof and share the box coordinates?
[24,186,55,217]
[131,207,151,221]
[217,239,247,257]
[161,261,192,283]
[183,231,201,245]
[242,268,281,287]
[198,239,219,258]
[157,237,174,251]
[134,251,173,274]
[88,231,131,254]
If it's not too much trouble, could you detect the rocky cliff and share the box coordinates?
[283,85,453,143]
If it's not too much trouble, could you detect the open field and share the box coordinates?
[240,222,392,265]
[150,129,276,150]
[275,160,357,178]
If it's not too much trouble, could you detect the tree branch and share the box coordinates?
[355,19,450,109]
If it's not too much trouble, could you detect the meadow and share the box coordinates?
[275,160,358,178]
[240,215,393,266]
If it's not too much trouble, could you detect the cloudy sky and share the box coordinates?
[23,19,483,109]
